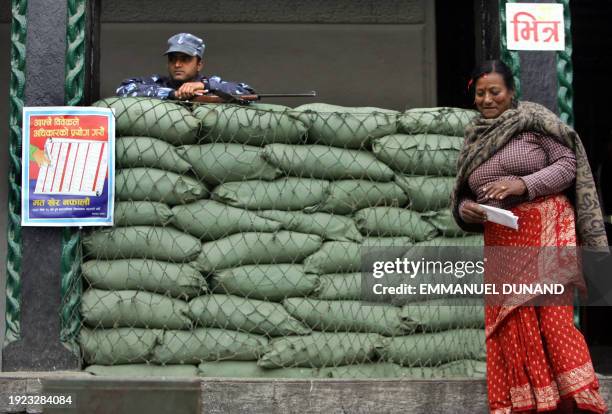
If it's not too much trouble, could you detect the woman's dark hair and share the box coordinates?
[468,60,515,97]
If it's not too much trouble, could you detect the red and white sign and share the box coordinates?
[34,138,108,196]
[506,3,565,51]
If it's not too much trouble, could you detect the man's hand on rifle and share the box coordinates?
[174,81,208,100]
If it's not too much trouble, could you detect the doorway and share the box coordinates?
[436,0,475,108]
[571,0,612,374]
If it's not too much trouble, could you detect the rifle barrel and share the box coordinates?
[190,91,317,104]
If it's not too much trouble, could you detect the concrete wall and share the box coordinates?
[100,21,436,110]
[1,374,612,414]
[99,0,436,110]
[99,0,428,24]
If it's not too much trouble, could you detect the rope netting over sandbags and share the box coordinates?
[77,97,486,378]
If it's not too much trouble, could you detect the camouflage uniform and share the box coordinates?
[116,74,255,100]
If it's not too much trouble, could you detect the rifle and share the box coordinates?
[171,89,317,105]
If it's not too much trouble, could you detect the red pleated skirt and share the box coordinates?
[484,194,607,413]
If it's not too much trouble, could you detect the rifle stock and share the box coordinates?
[189,91,316,104]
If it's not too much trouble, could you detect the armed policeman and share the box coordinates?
[116,33,254,101]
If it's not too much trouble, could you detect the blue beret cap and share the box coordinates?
[164,33,205,58]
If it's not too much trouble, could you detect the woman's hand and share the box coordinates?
[460,201,487,224]
[482,179,527,200]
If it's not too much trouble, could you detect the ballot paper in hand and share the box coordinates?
[478,204,519,230]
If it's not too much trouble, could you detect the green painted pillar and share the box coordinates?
[3,0,94,371]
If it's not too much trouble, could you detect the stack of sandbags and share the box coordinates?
[374,107,484,305]
[83,98,206,375]
[81,98,486,378]
[83,99,315,375]
[373,107,477,216]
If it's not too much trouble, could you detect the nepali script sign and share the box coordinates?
[506,3,565,51]
[21,106,115,226]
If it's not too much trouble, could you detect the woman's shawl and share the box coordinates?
[450,101,608,248]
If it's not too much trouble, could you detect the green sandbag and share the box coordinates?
[261,144,394,181]
[309,180,408,215]
[371,134,463,176]
[198,361,318,378]
[258,332,383,368]
[318,363,401,378]
[194,104,307,145]
[175,143,280,185]
[291,103,398,149]
[114,201,173,227]
[401,298,485,331]
[213,178,329,211]
[397,107,477,137]
[92,97,200,145]
[81,289,191,329]
[153,329,268,364]
[380,329,486,366]
[249,103,293,111]
[83,226,201,261]
[436,359,487,378]
[116,168,208,205]
[353,207,438,241]
[172,200,282,240]
[394,175,455,212]
[303,241,362,274]
[319,360,486,378]
[80,327,161,365]
[196,231,322,272]
[314,273,362,300]
[116,136,192,173]
[303,237,414,274]
[257,210,362,242]
[416,235,484,247]
[189,294,310,336]
[81,259,207,298]
[86,364,198,377]
[421,208,471,237]
[283,298,414,336]
[214,264,318,301]
[363,237,416,247]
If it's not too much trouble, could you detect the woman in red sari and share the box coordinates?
[451,60,608,413]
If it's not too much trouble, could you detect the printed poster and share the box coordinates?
[21,106,115,226]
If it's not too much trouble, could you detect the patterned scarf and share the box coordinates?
[450,101,608,248]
